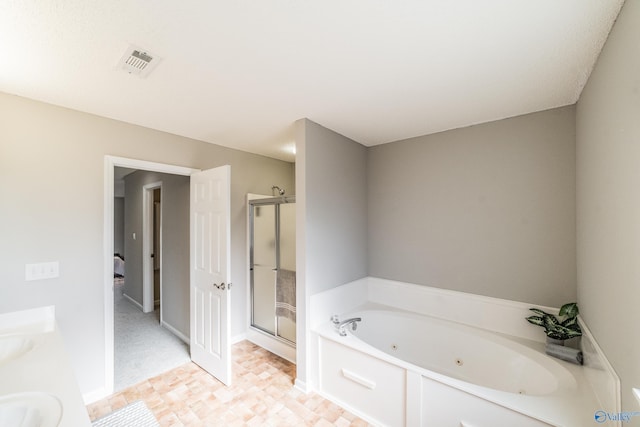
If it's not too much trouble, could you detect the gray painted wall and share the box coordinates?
[304,119,369,294]
[576,0,640,411]
[123,170,190,337]
[295,118,369,387]
[368,106,576,307]
[0,91,294,395]
[294,111,577,387]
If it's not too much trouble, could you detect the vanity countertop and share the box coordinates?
[0,306,92,427]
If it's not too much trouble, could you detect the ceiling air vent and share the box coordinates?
[118,45,161,78]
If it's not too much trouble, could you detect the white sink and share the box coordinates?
[0,337,34,365]
[0,392,62,427]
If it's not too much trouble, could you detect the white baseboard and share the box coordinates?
[161,320,190,345]
[122,293,143,310]
[231,333,247,344]
[294,378,309,394]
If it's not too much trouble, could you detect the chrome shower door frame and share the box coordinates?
[249,196,296,345]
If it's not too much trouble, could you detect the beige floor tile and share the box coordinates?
[87,340,371,426]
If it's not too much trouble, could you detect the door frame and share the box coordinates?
[103,155,199,396]
[142,181,162,314]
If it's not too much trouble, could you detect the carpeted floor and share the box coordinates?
[115,282,190,391]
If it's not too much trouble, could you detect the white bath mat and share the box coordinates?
[92,400,159,427]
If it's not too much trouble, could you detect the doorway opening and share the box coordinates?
[113,171,192,391]
[104,156,261,398]
[153,189,161,312]
[142,182,162,315]
[104,156,198,396]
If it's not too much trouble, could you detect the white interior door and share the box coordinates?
[190,165,232,385]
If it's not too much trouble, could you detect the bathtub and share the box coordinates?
[315,305,600,427]
[351,308,576,396]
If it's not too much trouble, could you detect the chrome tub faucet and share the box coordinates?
[331,315,362,336]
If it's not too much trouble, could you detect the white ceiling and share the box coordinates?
[0,1,624,162]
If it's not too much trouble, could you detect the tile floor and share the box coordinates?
[87,340,370,426]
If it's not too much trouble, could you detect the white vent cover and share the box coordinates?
[118,45,161,78]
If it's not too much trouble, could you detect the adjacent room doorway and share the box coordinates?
[104,156,232,395]
[142,182,162,315]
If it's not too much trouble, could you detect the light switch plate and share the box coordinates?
[25,262,59,281]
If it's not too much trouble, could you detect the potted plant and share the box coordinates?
[525,302,582,345]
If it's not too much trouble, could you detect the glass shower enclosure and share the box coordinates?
[249,196,296,345]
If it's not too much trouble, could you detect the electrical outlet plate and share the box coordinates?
[25,262,59,281]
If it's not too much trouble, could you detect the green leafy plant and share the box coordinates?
[525,302,582,341]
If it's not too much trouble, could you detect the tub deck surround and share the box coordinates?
[0,306,92,426]
[579,317,621,414]
[319,307,603,426]
[366,277,562,343]
[309,278,620,427]
[309,277,368,329]
[310,276,561,342]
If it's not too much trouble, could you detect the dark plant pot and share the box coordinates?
[546,337,565,346]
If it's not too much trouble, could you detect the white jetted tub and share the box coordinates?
[315,306,599,427]
[351,308,576,396]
